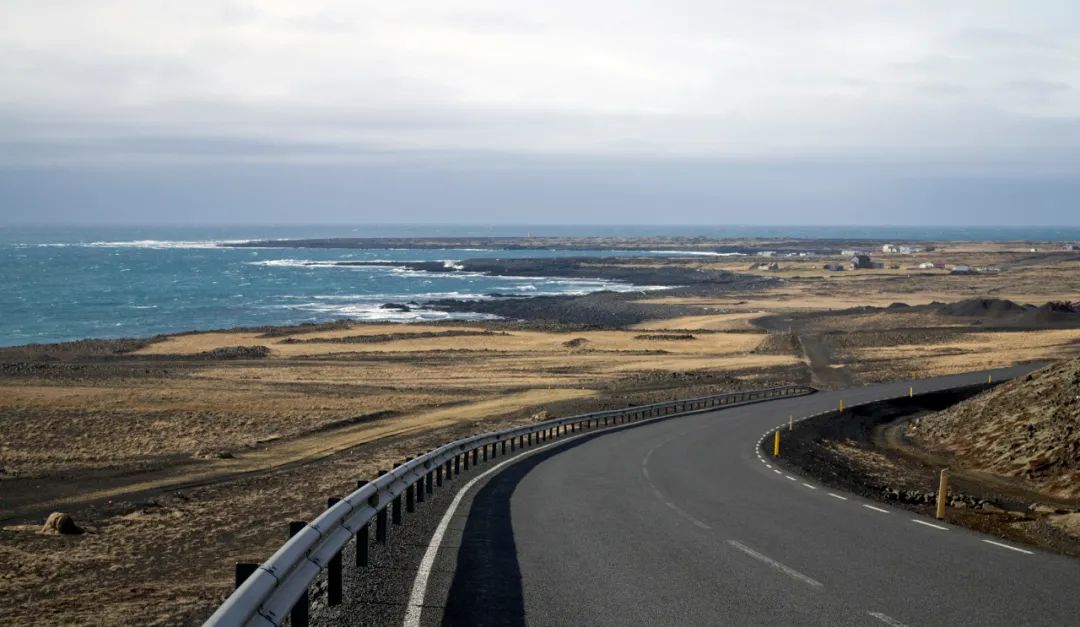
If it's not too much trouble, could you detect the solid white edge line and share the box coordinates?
[727,540,823,587]
[912,519,948,531]
[402,431,594,626]
[982,539,1034,554]
[862,504,889,513]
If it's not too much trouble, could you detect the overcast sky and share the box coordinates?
[2,1,1079,225]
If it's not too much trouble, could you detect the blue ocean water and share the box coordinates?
[2,223,1078,347]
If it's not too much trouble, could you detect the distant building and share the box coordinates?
[758,251,776,257]
[882,244,899,253]
[1065,244,1080,251]
[823,263,844,271]
[749,261,779,271]
[949,264,972,275]
[840,249,863,257]
[850,254,874,270]
[916,262,936,269]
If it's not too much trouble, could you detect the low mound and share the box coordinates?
[633,333,696,341]
[562,337,590,349]
[907,358,1080,498]
[197,345,271,359]
[939,298,1028,318]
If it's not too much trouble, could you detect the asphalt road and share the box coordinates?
[400,365,1080,627]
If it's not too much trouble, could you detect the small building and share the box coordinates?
[916,262,936,269]
[949,264,972,275]
[882,244,900,253]
[840,249,863,257]
[748,261,779,271]
[1065,244,1080,251]
[758,251,776,257]
[823,263,844,271]
[850,254,874,270]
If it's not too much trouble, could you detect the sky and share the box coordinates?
[1,1,1079,225]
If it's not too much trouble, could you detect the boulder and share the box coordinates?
[41,512,83,535]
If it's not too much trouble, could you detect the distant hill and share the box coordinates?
[907,359,1080,498]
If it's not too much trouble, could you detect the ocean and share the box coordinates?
[2,223,1078,347]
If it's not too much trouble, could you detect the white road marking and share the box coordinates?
[727,540,823,588]
[827,493,848,500]
[802,483,817,490]
[773,469,782,474]
[982,539,1034,554]
[868,611,910,626]
[765,464,772,469]
[862,504,889,513]
[785,475,796,481]
[912,519,948,531]
[404,423,624,626]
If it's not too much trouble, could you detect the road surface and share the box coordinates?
[391,365,1080,626]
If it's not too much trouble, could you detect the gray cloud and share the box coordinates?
[1,1,1079,224]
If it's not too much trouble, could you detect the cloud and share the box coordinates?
[1,1,1079,224]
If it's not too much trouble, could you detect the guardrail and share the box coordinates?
[205,383,814,626]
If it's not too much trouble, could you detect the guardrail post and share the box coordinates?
[393,484,403,525]
[426,468,434,494]
[406,467,416,514]
[356,480,370,565]
[288,521,310,627]
[454,454,461,474]
[482,444,488,462]
[471,448,479,466]
[436,464,443,487]
[501,439,507,455]
[376,472,388,543]
[326,497,343,606]
[235,562,257,590]
[463,449,470,470]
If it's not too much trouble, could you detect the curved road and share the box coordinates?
[406,366,1080,626]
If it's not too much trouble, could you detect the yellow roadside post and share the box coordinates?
[839,399,844,413]
[988,374,992,384]
[936,468,950,520]
[909,386,913,398]
[789,416,793,431]
[773,431,780,457]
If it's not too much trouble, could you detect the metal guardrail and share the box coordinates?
[205,383,814,626]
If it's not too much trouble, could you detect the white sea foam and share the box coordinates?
[647,250,745,256]
[39,239,251,249]
[282,301,500,322]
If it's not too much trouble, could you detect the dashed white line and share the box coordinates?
[727,540,823,588]
[868,611,910,626]
[773,469,782,474]
[912,519,948,531]
[862,504,890,514]
[982,539,1034,554]
[827,493,848,500]
[802,483,817,490]
[785,475,797,481]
